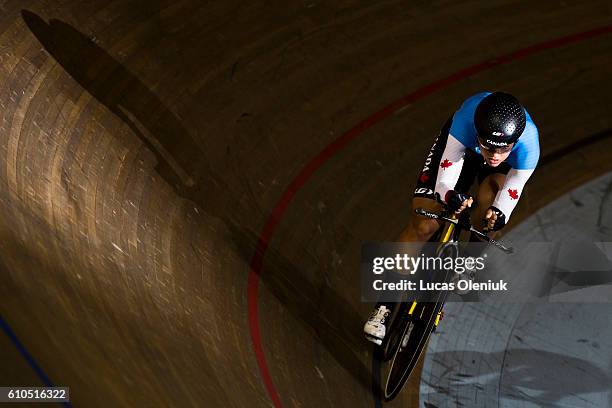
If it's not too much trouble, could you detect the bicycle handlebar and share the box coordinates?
[414,207,514,254]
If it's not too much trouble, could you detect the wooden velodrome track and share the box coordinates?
[1,1,611,406]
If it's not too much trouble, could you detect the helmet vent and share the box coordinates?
[474,92,526,146]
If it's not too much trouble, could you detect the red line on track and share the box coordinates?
[247,24,612,407]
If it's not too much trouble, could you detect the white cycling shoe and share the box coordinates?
[363,305,391,346]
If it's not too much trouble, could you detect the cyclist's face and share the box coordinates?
[478,139,514,167]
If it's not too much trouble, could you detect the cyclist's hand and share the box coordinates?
[445,190,473,214]
[484,206,506,231]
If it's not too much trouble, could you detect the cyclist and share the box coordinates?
[364,91,540,345]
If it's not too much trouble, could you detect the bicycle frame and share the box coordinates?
[381,207,512,401]
[438,214,457,246]
[416,207,513,254]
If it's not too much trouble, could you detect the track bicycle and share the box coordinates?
[379,205,513,401]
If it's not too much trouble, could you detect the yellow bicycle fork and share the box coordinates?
[407,300,444,327]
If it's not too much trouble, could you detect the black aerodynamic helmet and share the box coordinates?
[474,92,526,148]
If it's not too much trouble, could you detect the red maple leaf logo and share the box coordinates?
[508,189,519,200]
[419,172,429,183]
[440,159,452,169]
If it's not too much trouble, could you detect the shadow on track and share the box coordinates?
[21,10,227,206]
[22,10,374,393]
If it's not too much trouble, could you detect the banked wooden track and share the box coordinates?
[0,1,611,406]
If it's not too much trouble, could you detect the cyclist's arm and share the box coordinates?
[495,121,539,221]
[434,134,466,201]
[492,168,535,220]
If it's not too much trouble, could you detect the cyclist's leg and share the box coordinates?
[373,197,441,310]
[367,197,440,336]
[398,197,442,243]
[365,119,452,344]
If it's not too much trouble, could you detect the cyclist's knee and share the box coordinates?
[412,217,439,241]
[406,197,442,241]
